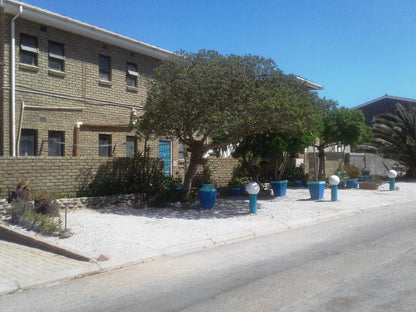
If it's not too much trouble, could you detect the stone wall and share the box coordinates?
[0,156,240,200]
[0,156,114,198]
[307,152,397,178]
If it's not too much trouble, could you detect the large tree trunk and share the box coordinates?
[317,145,326,181]
[181,141,205,201]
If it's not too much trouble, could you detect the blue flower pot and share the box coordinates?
[347,179,359,189]
[271,180,287,197]
[293,180,303,187]
[232,187,241,196]
[338,180,347,189]
[307,181,325,200]
[199,184,217,209]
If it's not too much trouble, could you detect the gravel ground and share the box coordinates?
[8,182,416,263]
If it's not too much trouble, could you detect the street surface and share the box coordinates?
[1,202,415,311]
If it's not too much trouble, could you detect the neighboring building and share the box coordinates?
[0,0,179,174]
[353,94,416,127]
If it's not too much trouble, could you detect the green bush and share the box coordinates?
[22,209,61,235]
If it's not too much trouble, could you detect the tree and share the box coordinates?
[314,102,372,180]
[232,132,313,182]
[371,103,416,177]
[138,50,323,200]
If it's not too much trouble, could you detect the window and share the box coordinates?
[48,131,64,156]
[20,34,38,66]
[126,62,138,87]
[48,41,64,71]
[178,141,185,159]
[20,129,37,156]
[159,140,172,176]
[99,55,111,81]
[126,136,136,158]
[99,134,112,157]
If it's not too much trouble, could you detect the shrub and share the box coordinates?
[22,209,61,235]
[345,165,361,179]
[33,191,59,217]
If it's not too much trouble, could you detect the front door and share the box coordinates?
[159,140,171,176]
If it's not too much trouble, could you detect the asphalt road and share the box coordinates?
[1,202,415,312]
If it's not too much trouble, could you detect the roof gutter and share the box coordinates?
[1,0,175,60]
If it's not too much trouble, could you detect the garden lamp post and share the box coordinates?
[246,182,260,214]
[387,170,398,191]
[328,175,340,201]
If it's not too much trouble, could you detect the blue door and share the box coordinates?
[159,140,171,176]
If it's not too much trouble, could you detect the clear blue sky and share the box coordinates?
[23,0,416,108]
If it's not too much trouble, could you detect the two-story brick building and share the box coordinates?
[0,0,179,176]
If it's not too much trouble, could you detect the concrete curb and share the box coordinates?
[0,223,92,262]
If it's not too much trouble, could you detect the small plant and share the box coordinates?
[8,180,31,202]
[34,191,59,217]
[22,209,61,235]
[345,165,361,179]
[193,165,213,188]
[229,177,250,188]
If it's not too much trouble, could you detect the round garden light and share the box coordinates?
[328,175,340,201]
[387,170,398,191]
[246,182,260,214]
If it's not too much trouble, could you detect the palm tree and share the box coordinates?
[371,103,416,177]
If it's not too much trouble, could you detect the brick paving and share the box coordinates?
[0,240,100,295]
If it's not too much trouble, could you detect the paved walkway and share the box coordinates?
[0,240,100,296]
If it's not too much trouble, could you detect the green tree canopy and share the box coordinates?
[314,102,372,180]
[138,50,324,199]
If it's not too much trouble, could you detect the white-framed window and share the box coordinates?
[126,62,138,87]
[20,34,38,66]
[99,55,111,81]
[48,41,64,71]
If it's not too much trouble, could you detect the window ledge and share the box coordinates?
[19,63,39,72]
[98,79,112,88]
[126,86,138,93]
[48,69,66,78]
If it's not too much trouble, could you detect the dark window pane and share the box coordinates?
[20,129,37,156]
[48,131,64,156]
[126,136,135,158]
[99,134,111,157]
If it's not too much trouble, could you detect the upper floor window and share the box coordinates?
[126,62,138,87]
[99,55,111,81]
[48,41,64,71]
[20,34,38,66]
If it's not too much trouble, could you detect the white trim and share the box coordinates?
[1,0,175,60]
[295,76,323,90]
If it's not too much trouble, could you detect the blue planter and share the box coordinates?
[240,185,246,195]
[199,184,217,209]
[293,180,303,187]
[338,179,347,189]
[307,181,325,200]
[347,179,359,189]
[232,187,241,196]
[271,180,287,197]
